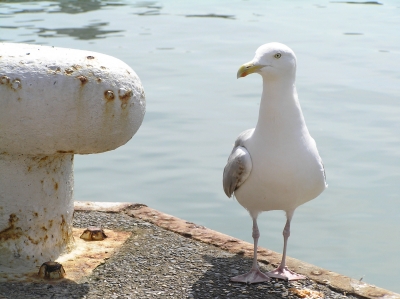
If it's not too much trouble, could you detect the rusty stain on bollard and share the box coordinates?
[0,75,10,85]
[38,261,66,279]
[118,88,132,101]
[76,75,88,85]
[64,68,74,75]
[104,90,115,101]
[11,79,21,90]
[118,88,133,109]
[80,226,107,241]
[0,76,22,91]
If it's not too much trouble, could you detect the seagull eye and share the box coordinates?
[274,53,282,59]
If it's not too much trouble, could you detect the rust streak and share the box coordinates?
[77,75,88,85]
[118,89,133,102]
[104,90,115,101]
[64,68,74,75]
[39,156,48,162]
[71,64,82,70]
[27,236,39,245]
[0,214,22,241]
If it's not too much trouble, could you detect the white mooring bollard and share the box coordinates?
[0,43,145,270]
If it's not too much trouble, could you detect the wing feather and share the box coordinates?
[223,146,252,197]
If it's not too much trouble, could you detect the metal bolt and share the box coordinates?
[104,90,115,101]
[38,261,66,279]
[80,226,107,241]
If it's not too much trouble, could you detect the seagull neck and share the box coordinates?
[254,76,307,136]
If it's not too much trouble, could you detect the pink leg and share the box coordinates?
[268,210,306,281]
[231,217,270,284]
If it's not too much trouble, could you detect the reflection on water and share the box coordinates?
[4,7,45,14]
[134,1,161,8]
[48,0,126,14]
[0,1,125,41]
[133,1,162,16]
[134,10,161,16]
[0,0,126,14]
[330,1,383,4]
[37,22,123,40]
[343,32,364,35]
[186,14,235,19]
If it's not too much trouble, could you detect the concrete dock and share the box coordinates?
[0,202,398,299]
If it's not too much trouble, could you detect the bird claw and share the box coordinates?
[231,268,270,284]
[268,266,306,281]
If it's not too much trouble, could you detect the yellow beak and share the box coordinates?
[237,62,265,79]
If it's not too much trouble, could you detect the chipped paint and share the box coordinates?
[76,75,88,85]
[64,68,74,75]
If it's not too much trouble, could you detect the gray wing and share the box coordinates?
[223,129,254,198]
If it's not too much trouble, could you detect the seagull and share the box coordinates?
[223,42,327,283]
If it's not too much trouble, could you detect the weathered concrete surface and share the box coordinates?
[74,201,138,213]
[81,201,399,299]
[0,202,398,299]
[56,228,131,282]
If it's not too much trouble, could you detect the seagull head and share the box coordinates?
[237,42,297,80]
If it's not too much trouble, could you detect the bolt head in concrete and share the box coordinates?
[38,261,66,279]
[80,227,107,241]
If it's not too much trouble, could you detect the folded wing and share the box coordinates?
[223,129,254,197]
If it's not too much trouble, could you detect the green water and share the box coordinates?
[1,0,399,293]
